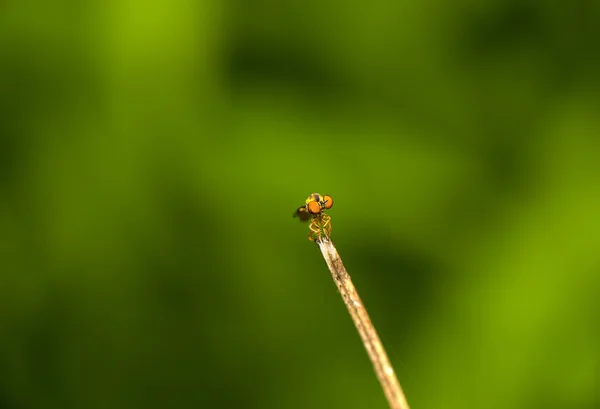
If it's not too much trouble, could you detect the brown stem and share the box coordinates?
[316,237,410,409]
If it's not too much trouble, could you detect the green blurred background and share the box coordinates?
[1,1,599,408]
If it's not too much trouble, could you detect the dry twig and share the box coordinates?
[316,236,410,409]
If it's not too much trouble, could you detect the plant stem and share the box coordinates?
[316,236,410,409]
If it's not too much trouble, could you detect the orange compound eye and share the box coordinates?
[322,195,333,209]
[307,200,321,214]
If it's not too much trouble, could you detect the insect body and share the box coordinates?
[293,193,334,241]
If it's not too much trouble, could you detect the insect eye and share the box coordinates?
[307,201,321,214]
[322,195,333,209]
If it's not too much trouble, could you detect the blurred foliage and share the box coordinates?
[1,0,599,408]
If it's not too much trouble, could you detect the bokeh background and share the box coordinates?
[1,1,599,408]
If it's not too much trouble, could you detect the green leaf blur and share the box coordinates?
[1,1,598,408]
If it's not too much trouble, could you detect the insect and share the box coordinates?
[293,193,334,241]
